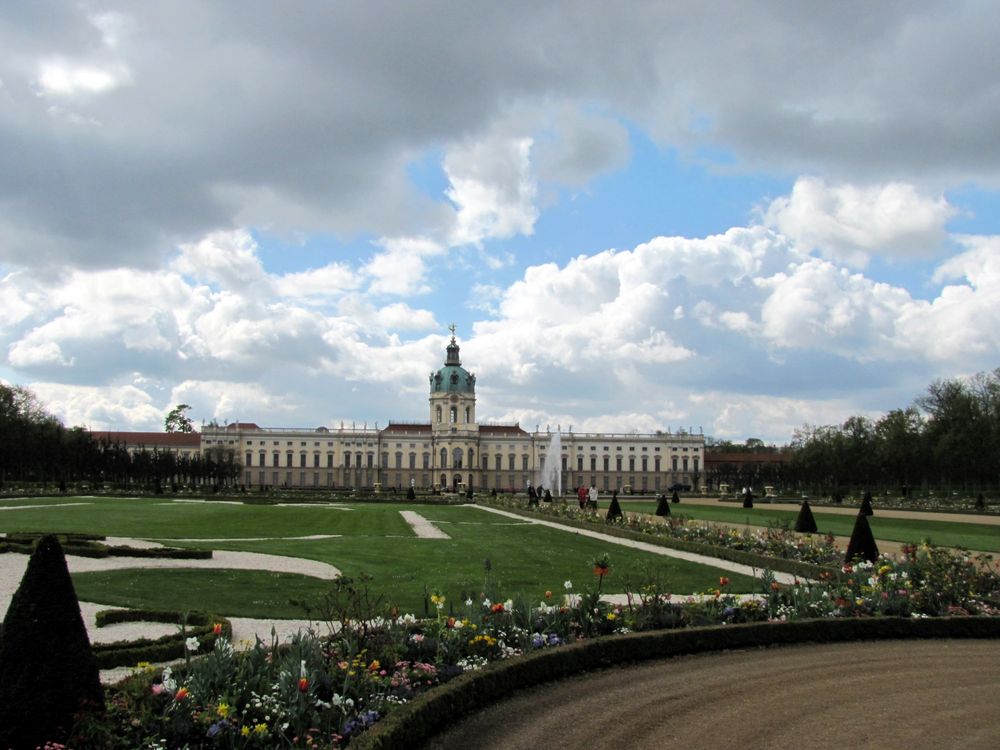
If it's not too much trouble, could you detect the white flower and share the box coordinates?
[465,598,473,607]
[185,636,199,652]
[300,659,307,678]
[483,598,492,608]
[504,599,514,611]
[564,580,573,590]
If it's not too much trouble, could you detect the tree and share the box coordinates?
[0,535,104,748]
[164,403,194,433]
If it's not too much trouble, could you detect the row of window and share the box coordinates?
[244,449,699,473]
[243,471,692,492]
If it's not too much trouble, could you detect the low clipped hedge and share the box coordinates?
[480,501,840,581]
[0,532,211,560]
[353,616,1000,750]
[91,609,231,669]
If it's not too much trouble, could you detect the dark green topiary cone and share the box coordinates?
[0,535,104,749]
[606,494,624,522]
[794,500,818,533]
[845,511,879,564]
[655,494,671,516]
[860,491,874,516]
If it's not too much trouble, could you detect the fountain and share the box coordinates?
[537,431,562,497]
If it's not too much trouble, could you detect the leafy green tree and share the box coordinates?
[164,403,194,433]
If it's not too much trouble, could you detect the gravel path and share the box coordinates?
[400,510,451,539]
[422,639,1000,750]
[629,496,1000,524]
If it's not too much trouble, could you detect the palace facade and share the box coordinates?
[199,335,705,494]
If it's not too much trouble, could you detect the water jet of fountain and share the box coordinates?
[537,431,562,497]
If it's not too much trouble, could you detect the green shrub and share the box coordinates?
[0,535,105,749]
[91,610,231,669]
[795,500,818,533]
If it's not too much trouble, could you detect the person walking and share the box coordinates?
[588,484,599,510]
[577,485,588,509]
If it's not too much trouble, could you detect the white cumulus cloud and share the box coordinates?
[764,177,955,267]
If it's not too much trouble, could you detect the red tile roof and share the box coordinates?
[90,431,202,448]
[480,424,529,436]
[381,423,432,433]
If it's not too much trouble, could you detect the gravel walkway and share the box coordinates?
[400,510,451,539]
[422,639,1000,749]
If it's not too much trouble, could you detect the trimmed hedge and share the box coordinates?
[353,616,1000,750]
[0,533,212,560]
[106,546,212,559]
[92,609,231,669]
[480,501,840,581]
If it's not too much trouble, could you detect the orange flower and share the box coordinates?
[298,677,309,693]
[544,590,553,599]
[174,687,189,701]
[770,581,781,591]
[718,576,730,587]
[592,565,609,578]
[212,622,223,635]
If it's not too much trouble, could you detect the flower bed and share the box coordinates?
[76,543,1000,749]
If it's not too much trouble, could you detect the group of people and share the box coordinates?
[527,484,553,505]
[577,484,599,510]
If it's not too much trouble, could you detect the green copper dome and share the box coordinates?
[430,336,476,394]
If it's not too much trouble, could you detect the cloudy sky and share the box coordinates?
[2,1,999,444]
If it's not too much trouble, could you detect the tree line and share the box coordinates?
[704,368,1000,495]
[0,384,239,492]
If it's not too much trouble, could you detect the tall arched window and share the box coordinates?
[452,447,463,468]
[449,406,457,423]
[440,448,448,468]
[465,406,471,423]
[436,405,442,423]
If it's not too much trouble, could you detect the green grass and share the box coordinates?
[5,497,759,617]
[72,569,322,619]
[619,501,1000,552]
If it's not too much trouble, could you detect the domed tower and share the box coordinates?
[429,328,479,491]
[429,327,477,435]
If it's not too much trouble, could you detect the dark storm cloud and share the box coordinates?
[1,0,998,273]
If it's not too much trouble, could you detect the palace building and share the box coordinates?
[199,334,705,494]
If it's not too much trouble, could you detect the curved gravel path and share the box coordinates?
[421,639,1000,750]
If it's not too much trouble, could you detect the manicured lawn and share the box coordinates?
[619,501,1000,552]
[72,569,323,619]
[5,498,759,616]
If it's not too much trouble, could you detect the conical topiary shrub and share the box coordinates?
[0,535,105,749]
[845,511,879,564]
[742,488,754,509]
[794,500,818,533]
[860,490,874,516]
[655,493,670,516]
[671,489,680,504]
[606,493,624,522]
